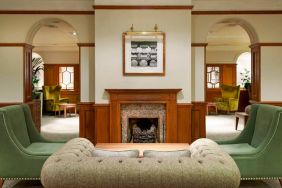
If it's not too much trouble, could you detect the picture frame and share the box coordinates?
[123,31,165,76]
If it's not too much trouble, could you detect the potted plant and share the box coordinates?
[240,68,251,89]
[32,57,44,99]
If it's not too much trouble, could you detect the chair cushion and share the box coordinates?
[143,150,191,158]
[221,85,240,99]
[92,149,139,158]
[251,105,276,147]
[26,142,64,155]
[220,143,257,156]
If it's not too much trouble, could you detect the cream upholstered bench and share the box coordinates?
[41,138,240,188]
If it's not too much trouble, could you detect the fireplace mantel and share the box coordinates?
[105,88,182,143]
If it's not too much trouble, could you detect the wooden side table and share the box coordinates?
[207,102,218,115]
[235,112,249,130]
[58,103,77,118]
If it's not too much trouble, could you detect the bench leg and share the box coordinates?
[235,117,239,130]
[0,179,4,188]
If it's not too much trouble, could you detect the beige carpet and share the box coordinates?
[41,115,79,141]
[206,114,243,141]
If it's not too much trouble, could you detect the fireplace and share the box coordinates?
[121,104,166,143]
[106,89,181,142]
[128,118,159,143]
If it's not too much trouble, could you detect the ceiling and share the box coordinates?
[207,22,250,51]
[33,20,79,52]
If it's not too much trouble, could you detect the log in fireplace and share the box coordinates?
[128,118,159,143]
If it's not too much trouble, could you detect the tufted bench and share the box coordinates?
[41,138,241,188]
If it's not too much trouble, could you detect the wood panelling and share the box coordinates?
[0,10,94,15]
[44,64,80,104]
[256,43,282,46]
[250,44,261,101]
[79,102,194,144]
[191,102,206,142]
[206,89,221,102]
[77,43,95,47]
[222,64,237,86]
[177,104,192,143]
[106,89,181,143]
[192,10,282,15]
[93,5,194,10]
[23,44,33,102]
[78,102,95,143]
[94,104,110,143]
[206,64,237,88]
[191,43,208,47]
[26,100,41,132]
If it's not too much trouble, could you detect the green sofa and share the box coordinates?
[0,104,65,180]
[218,104,282,181]
[214,85,240,113]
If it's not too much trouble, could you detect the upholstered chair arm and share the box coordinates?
[59,98,69,103]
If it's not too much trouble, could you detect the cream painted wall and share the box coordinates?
[191,47,205,101]
[0,15,94,43]
[206,50,249,64]
[80,47,95,102]
[34,51,79,64]
[0,47,23,102]
[192,14,282,101]
[95,10,191,103]
[261,46,282,101]
[0,14,93,103]
[192,15,282,43]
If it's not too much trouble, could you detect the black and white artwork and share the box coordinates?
[130,41,158,67]
[123,32,165,76]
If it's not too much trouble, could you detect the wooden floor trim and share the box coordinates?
[192,10,282,15]
[0,10,94,15]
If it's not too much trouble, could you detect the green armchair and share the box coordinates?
[214,85,240,113]
[42,85,69,114]
[0,104,65,180]
[217,104,282,181]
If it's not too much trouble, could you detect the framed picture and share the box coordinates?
[123,31,165,76]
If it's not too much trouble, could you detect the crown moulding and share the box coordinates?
[93,5,194,10]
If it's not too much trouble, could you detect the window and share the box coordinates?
[236,52,251,88]
[59,66,74,90]
[207,66,220,88]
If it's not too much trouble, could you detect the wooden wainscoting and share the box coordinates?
[191,102,207,142]
[78,102,95,143]
[177,104,192,143]
[44,64,80,104]
[94,104,110,143]
[80,102,196,144]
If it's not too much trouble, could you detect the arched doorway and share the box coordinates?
[27,18,80,141]
[205,18,258,142]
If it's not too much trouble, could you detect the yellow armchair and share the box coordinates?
[42,85,69,114]
[214,85,240,113]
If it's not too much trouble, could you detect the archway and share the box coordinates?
[27,18,80,141]
[205,18,259,142]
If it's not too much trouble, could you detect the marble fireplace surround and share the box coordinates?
[105,89,181,143]
[121,104,166,143]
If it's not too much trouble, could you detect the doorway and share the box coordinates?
[205,20,253,141]
[30,18,80,141]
